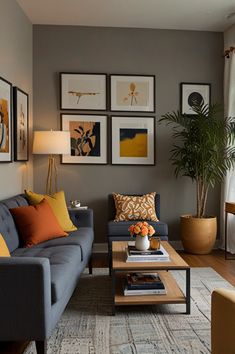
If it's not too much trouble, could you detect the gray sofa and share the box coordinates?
[0,194,94,354]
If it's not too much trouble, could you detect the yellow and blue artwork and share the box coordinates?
[120,128,148,157]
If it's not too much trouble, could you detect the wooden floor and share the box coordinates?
[1,250,235,354]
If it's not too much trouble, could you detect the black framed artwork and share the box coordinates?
[110,74,155,112]
[61,113,108,164]
[60,73,107,111]
[180,83,211,115]
[13,87,29,161]
[0,76,12,163]
[111,115,155,165]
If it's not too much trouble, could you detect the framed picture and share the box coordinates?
[0,76,12,162]
[61,114,108,164]
[181,83,211,115]
[13,87,29,161]
[60,73,107,110]
[111,116,155,165]
[110,74,155,112]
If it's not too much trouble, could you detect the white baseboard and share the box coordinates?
[93,239,221,253]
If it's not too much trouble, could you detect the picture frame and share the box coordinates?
[61,114,108,164]
[13,87,29,161]
[180,83,211,115]
[0,76,12,162]
[111,116,155,165]
[60,73,107,110]
[110,74,155,112]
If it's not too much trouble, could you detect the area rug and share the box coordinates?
[25,267,234,354]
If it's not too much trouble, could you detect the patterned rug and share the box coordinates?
[25,267,233,354]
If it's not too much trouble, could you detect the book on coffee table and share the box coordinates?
[126,244,170,262]
[123,272,166,295]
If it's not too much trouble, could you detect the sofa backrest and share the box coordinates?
[0,195,28,252]
[108,193,160,221]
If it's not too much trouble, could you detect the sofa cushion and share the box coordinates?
[0,234,10,257]
[0,195,28,252]
[25,190,77,232]
[113,192,158,222]
[12,245,82,303]
[10,199,68,247]
[108,220,168,237]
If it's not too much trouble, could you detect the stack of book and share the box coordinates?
[123,272,166,296]
[126,244,170,262]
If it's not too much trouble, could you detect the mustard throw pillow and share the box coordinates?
[25,190,77,232]
[113,192,158,222]
[0,234,10,257]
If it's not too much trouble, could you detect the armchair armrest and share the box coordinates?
[211,288,235,354]
[69,208,93,228]
[0,257,52,340]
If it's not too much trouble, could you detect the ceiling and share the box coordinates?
[16,0,235,32]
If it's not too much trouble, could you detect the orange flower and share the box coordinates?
[142,221,148,226]
[128,225,135,234]
[136,222,143,228]
[133,225,141,234]
[141,226,149,236]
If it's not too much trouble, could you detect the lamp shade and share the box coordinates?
[33,130,70,155]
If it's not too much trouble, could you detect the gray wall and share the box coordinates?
[33,25,223,243]
[0,0,33,199]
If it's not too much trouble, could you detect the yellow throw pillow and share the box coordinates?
[113,192,159,222]
[25,190,77,232]
[0,234,10,257]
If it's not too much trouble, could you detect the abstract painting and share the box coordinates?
[60,73,107,110]
[181,83,211,115]
[111,116,155,165]
[13,87,29,161]
[61,114,107,164]
[110,75,155,112]
[0,77,12,162]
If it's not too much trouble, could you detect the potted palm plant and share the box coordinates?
[160,103,235,254]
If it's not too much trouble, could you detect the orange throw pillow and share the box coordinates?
[10,199,68,247]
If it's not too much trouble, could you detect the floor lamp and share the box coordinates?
[33,130,70,195]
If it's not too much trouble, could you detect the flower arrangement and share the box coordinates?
[128,221,155,237]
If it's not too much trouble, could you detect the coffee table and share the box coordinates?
[111,241,190,315]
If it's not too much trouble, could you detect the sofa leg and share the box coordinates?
[35,340,47,354]
[89,255,93,275]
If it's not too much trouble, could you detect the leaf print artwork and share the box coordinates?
[68,91,100,105]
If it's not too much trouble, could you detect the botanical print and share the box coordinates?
[119,128,147,157]
[16,89,28,160]
[69,121,100,157]
[61,74,106,110]
[181,83,210,115]
[0,98,9,153]
[116,81,149,107]
[61,114,107,164]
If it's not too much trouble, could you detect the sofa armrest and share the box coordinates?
[69,208,93,228]
[211,288,235,354]
[0,257,52,340]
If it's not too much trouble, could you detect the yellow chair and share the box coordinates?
[211,289,235,354]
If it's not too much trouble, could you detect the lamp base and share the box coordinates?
[46,155,58,195]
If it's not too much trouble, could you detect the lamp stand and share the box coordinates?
[46,155,58,195]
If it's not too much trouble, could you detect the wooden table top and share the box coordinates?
[112,241,190,270]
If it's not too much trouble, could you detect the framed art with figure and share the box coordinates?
[180,83,211,115]
[111,116,155,165]
[13,87,29,161]
[0,76,12,162]
[110,75,155,112]
[61,114,108,164]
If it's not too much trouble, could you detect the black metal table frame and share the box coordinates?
[111,267,191,316]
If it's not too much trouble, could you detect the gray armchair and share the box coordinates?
[107,193,168,275]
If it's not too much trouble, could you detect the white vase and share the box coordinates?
[135,235,150,251]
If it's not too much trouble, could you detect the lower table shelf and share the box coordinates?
[114,270,186,306]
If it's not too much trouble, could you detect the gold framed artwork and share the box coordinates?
[111,116,155,165]
[61,114,108,164]
[60,73,107,110]
[110,75,155,112]
[0,76,12,162]
[13,87,29,161]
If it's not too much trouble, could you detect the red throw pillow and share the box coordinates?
[10,199,68,247]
